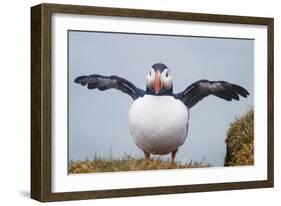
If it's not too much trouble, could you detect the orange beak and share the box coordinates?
[154,71,161,95]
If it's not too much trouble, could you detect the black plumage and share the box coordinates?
[174,80,249,108]
[74,74,144,100]
[74,63,249,109]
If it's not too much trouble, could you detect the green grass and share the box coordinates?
[68,155,210,174]
[224,109,254,166]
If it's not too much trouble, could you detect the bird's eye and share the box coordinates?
[149,71,152,76]
[165,72,169,77]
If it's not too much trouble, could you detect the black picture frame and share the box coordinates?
[31,3,274,202]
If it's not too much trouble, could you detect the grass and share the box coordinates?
[224,109,254,166]
[68,155,210,174]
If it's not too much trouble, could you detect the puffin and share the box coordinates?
[74,63,249,162]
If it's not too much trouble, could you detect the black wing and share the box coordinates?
[74,74,144,100]
[175,80,249,108]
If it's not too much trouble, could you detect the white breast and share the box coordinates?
[128,95,189,155]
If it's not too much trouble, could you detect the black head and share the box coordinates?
[152,63,168,73]
[146,63,173,95]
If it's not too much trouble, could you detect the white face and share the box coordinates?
[146,68,173,94]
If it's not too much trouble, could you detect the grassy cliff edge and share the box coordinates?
[224,109,254,166]
[68,156,210,174]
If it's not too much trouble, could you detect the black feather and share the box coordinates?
[74,74,144,100]
[175,80,249,108]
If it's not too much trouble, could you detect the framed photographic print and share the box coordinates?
[31,3,274,202]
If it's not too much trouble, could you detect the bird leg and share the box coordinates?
[171,149,178,163]
[144,151,150,160]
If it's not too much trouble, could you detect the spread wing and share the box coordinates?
[74,74,145,100]
[175,80,249,108]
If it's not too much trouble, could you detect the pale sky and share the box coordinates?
[68,30,253,166]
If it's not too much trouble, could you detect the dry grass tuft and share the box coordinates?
[68,155,210,174]
[224,109,254,166]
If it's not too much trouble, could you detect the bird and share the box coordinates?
[74,63,249,162]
